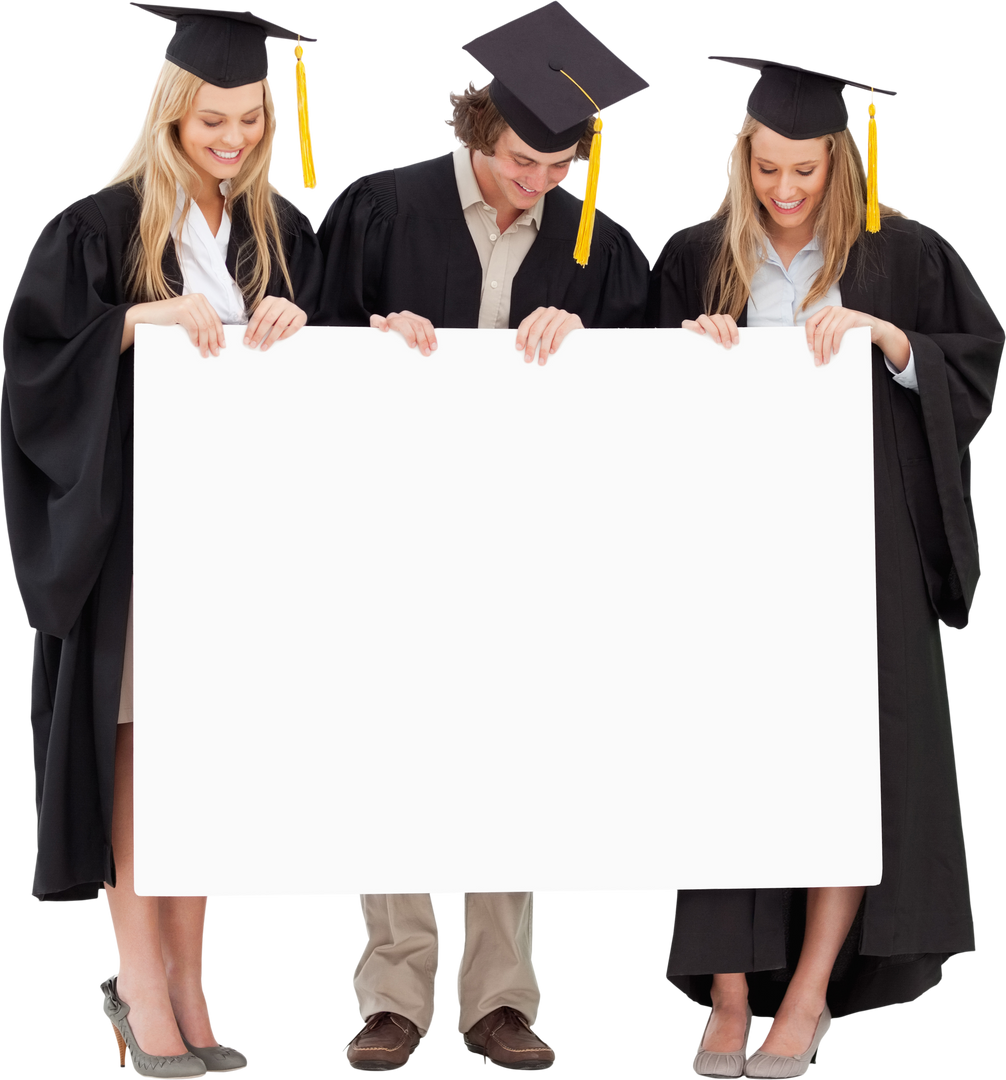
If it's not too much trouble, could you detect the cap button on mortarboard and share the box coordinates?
[548,59,564,71]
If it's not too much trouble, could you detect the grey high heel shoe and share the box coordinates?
[694,1005,752,1078]
[744,1006,831,1078]
[181,1036,248,1072]
[101,977,207,1077]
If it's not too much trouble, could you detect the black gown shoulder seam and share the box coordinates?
[350,169,399,221]
[331,165,418,223]
[65,181,142,235]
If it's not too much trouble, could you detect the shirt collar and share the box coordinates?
[453,145,544,230]
[760,233,821,267]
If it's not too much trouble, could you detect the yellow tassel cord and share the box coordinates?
[559,69,602,267]
[866,99,879,233]
[295,44,316,188]
[573,118,602,267]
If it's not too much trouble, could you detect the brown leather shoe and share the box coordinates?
[347,1012,421,1071]
[464,1007,555,1070]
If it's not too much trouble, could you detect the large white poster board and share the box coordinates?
[133,325,879,895]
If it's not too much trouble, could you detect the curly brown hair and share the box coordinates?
[448,83,594,159]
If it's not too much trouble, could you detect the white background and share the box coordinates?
[133,325,879,895]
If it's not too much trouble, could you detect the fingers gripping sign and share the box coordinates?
[804,306,865,366]
[371,311,439,356]
[244,297,308,352]
[121,293,226,358]
[177,294,225,358]
[683,307,911,372]
[514,307,584,366]
[682,313,740,349]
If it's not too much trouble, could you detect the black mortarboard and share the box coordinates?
[711,57,895,141]
[128,2,319,190]
[132,4,315,88]
[464,2,648,154]
[464,3,647,266]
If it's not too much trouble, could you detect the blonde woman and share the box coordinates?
[2,7,320,1075]
[648,59,1001,1078]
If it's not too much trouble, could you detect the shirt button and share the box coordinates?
[482,204,491,211]
[490,233,498,241]
[490,280,499,289]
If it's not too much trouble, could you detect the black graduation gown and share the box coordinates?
[2,180,322,900]
[314,153,649,329]
[647,215,1002,1016]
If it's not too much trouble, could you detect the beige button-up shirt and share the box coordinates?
[453,145,544,330]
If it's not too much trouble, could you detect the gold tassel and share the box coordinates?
[573,117,601,267]
[557,69,602,268]
[295,43,316,188]
[866,99,879,233]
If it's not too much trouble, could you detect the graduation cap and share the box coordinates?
[712,57,896,233]
[464,2,648,266]
[133,4,318,186]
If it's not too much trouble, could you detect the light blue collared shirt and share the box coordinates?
[747,237,917,392]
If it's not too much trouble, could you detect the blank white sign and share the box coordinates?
[133,325,880,895]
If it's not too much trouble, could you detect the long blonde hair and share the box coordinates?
[705,114,900,319]
[111,60,293,307]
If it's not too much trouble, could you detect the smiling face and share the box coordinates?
[471,126,579,221]
[750,124,830,243]
[177,81,266,191]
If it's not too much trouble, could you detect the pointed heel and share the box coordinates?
[810,1051,818,1065]
[113,1020,127,1067]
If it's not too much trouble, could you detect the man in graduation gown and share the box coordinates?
[316,4,649,1071]
[648,151,1002,1034]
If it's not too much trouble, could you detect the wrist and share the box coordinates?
[120,304,142,354]
[874,320,910,371]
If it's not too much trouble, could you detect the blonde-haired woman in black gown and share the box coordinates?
[2,7,319,1074]
[648,58,1001,1077]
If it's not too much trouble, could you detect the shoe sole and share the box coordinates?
[349,1063,410,1071]
[464,1043,553,1069]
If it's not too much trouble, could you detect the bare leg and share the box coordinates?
[701,972,750,1052]
[105,724,216,1052]
[757,886,865,1057]
[161,896,218,1047]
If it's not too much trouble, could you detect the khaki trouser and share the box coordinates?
[354,892,539,1035]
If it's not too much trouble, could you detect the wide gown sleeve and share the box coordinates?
[2,200,131,638]
[895,227,1002,627]
[314,173,398,326]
